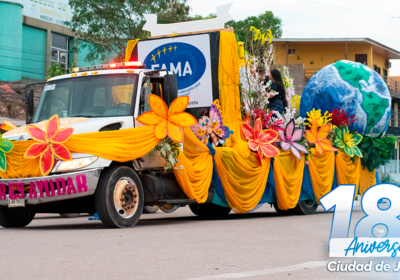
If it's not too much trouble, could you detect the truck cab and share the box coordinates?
[0,61,220,228]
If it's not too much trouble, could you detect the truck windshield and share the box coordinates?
[33,74,138,123]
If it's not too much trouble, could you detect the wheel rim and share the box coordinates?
[303,199,316,207]
[113,177,139,219]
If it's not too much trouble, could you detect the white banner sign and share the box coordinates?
[138,34,213,108]
[22,0,72,27]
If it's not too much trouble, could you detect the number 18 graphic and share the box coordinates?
[320,183,400,239]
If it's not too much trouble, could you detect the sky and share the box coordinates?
[188,0,400,76]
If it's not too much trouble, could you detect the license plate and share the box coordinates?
[8,198,25,208]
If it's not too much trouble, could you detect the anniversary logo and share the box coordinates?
[322,183,400,273]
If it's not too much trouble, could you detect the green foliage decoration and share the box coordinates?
[358,134,397,172]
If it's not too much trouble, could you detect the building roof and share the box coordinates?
[272,38,400,60]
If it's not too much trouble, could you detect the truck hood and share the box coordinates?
[2,116,134,141]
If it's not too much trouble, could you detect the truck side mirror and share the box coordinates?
[163,74,177,107]
[26,89,34,124]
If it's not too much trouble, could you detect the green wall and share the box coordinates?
[21,25,46,80]
[0,1,23,81]
[77,42,105,67]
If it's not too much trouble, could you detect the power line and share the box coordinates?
[299,0,400,19]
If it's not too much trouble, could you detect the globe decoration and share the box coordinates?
[300,60,391,137]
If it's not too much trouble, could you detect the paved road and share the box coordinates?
[1,204,399,279]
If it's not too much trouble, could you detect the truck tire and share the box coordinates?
[159,204,179,213]
[59,213,81,218]
[291,200,318,215]
[95,166,144,228]
[189,203,231,219]
[143,206,159,214]
[273,203,292,216]
[0,206,35,228]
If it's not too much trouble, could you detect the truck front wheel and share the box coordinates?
[0,206,35,228]
[95,166,144,228]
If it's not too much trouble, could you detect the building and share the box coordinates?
[0,0,103,83]
[272,37,400,159]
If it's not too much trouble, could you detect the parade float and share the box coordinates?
[0,5,395,228]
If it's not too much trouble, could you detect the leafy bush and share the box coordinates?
[358,134,397,172]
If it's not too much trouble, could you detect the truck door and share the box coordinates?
[133,75,166,170]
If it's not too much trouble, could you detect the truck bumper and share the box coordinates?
[0,168,102,206]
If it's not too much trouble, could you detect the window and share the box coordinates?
[51,33,69,71]
[355,54,368,65]
[139,78,152,115]
[288,49,295,54]
[139,77,165,115]
[374,65,381,75]
[33,74,138,123]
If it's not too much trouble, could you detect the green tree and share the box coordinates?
[67,0,191,64]
[226,11,283,43]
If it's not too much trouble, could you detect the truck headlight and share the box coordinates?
[56,156,98,172]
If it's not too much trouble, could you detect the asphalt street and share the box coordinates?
[1,204,399,279]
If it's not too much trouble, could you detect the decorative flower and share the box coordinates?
[291,95,301,110]
[334,126,363,157]
[0,134,14,172]
[242,118,280,161]
[24,115,74,176]
[304,108,332,127]
[305,120,337,154]
[0,120,17,132]
[136,94,196,143]
[331,108,357,128]
[279,119,308,160]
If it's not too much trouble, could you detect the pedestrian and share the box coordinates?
[266,69,288,115]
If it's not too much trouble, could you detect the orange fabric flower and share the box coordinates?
[24,115,74,176]
[136,94,196,143]
[305,120,337,154]
[242,118,280,160]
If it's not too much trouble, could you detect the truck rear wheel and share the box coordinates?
[272,203,292,216]
[189,203,231,218]
[0,206,35,228]
[291,199,318,215]
[95,166,144,228]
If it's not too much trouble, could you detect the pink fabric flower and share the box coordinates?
[279,119,308,161]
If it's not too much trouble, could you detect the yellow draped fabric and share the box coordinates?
[308,149,336,204]
[0,141,41,179]
[273,150,305,210]
[125,39,140,62]
[212,32,272,213]
[335,151,361,197]
[173,128,213,203]
[359,167,377,196]
[214,149,271,213]
[0,126,159,179]
[64,126,159,162]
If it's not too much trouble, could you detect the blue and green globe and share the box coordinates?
[300,60,391,137]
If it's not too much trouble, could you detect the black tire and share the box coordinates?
[291,199,318,215]
[273,203,292,216]
[0,206,35,228]
[95,166,144,228]
[59,213,81,218]
[189,203,231,219]
[143,206,159,214]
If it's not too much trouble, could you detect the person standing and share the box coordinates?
[266,69,288,115]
